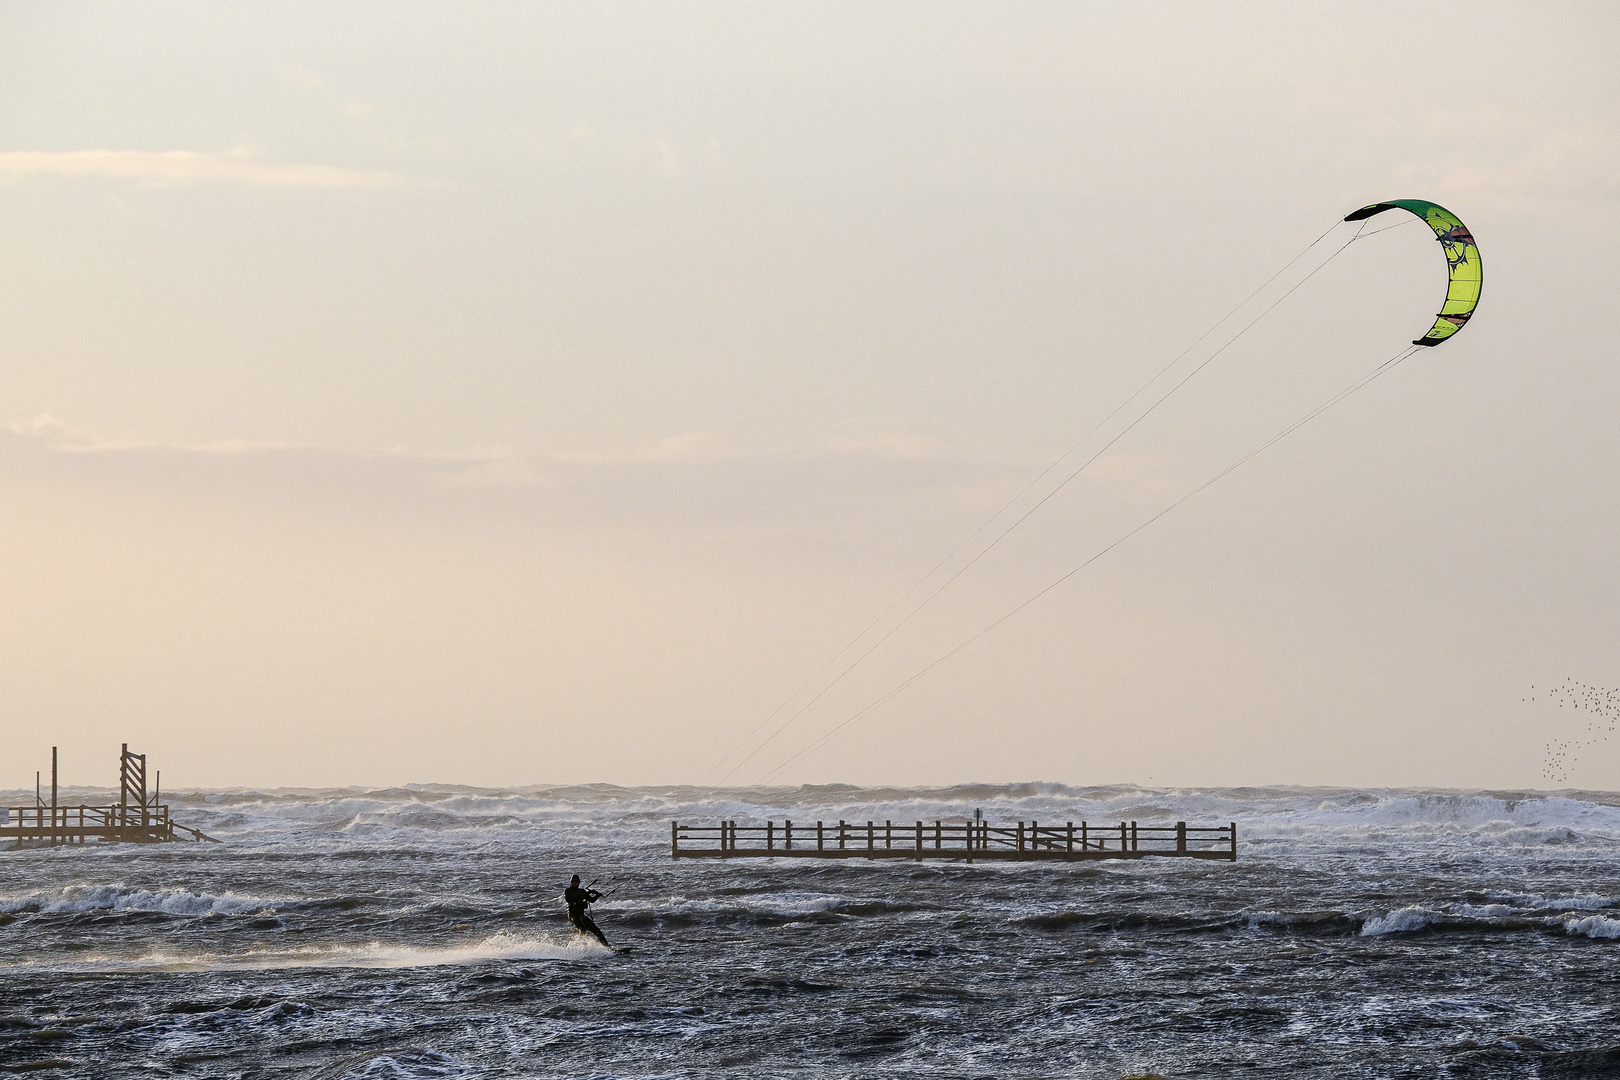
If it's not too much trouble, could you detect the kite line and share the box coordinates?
[707,216,1367,783]
[755,341,1424,783]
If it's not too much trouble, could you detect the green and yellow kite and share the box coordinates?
[1344,199,1482,347]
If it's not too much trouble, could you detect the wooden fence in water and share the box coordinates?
[3,744,218,848]
[671,818,1236,862]
[1,802,215,846]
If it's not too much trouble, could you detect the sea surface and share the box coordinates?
[2,783,1618,1079]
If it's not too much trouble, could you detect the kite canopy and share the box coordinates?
[1344,199,1481,347]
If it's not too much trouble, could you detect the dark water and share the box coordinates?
[3,784,1618,1078]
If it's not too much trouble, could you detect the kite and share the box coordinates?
[1344,199,1482,346]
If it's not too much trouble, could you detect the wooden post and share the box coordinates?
[1017,822,1024,854]
[867,821,874,852]
[915,821,922,860]
[1131,821,1138,852]
[1176,821,1187,854]
[839,819,846,851]
[1230,821,1238,862]
[767,820,774,852]
[1081,820,1088,851]
[935,820,941,850]
[671,821,678,858]
[885,820,892,850]
[1119,821,1127,851]
[785,819,792,850]
[1066,822,1073,854]
[1032,820,1039,853]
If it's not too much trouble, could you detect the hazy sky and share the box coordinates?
[2,2,1617,790]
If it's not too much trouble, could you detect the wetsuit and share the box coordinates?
[564,884,610,946]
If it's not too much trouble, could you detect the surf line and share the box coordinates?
[706,216,1371,784]
[754,341,1422,784]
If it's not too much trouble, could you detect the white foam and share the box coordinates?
[0,884,277,916]
[10,930,605,973]
[1510,894,1617,912]
[1564,914,1620,939]
[1360,905,1444,936]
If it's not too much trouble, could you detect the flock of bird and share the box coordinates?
[1529,679,1620,784]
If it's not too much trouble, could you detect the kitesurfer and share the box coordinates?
[564,875,610,947]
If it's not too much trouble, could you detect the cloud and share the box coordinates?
[1398,113,1620,208]
[0,413,1037,534]
[0,147,427,190]
[4,414,303,455]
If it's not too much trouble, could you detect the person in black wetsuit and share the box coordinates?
[564,875,610,947]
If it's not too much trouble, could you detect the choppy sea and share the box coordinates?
[2,783,1617,1079]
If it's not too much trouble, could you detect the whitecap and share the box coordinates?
[1360,905,1444,936]
[1564,915,1620,940]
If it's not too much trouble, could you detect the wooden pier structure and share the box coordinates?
[3,744,218,848]
[671,818,1236,862]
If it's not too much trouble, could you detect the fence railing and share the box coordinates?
[2,803,218,847]
[671,819,1236,861]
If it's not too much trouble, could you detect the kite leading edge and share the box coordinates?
[1344,199,1481,347]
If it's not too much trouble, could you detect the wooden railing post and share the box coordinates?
[767,820,774,852]
[1017,822,1025,854]
[1230,821,1238,861]
[867,821,874,853]
[1176,821,1187,854]
[671,821,678,858]
[1119,822,1127,851]
[934,820,941,850]
[1081,820,1088,851]
[817,821,824,851]
[885,820,892,850]
[785,819,792,850]
[1066,822,1074,854]
[839,820,847,851]
[1131,821,1138,852]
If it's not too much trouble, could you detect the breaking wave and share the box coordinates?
[0,884,282,917]
[6,930,605,973]
[10,783,1615,856]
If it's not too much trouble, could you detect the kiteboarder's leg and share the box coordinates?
[571,912,611,947]
[579,913,609,945]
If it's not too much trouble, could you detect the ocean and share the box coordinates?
[2,783,1617,1079]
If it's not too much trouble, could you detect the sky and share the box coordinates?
[1,1,1617,791]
